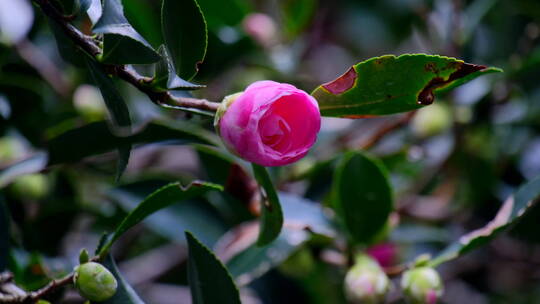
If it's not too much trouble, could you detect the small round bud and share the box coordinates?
[344,254,391,304]
[411,103,452,137]
[73,262,117,302]
[401,267,443,304]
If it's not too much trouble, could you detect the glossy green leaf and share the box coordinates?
[251,164,284,246]
[85,57,131,130]
[48,19,84,66]
[123,0,162,47]
[219,193,335,285]
[332,151,393,244]
[186,231,241,304]
[153,45,205,91]
[102,254,145,304]
[161,0,208,80]
[430,175,540,267]
[93,0,160,64]
[196,0,249,29]
[108,181,227,247]
[47,120,218,165]
[311,54,502,117]
[0,152,48,188]
[222,224,309,286]
[98,181,223,257]
[85,56,132,178]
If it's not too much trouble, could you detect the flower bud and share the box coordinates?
[344,254,391,304]
[73,262,117,302]
[401,267,443,304]
[215,81,321,167]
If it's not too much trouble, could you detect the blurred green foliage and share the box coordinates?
[1,0,540,303]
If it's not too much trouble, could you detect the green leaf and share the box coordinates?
[430,175,540,267]
[223,224,309,286]
[102,254,145,304]
[108,180,227,247]
[0,152,48,188]
[84,57,131,130]
[161,0,208,80]
[93,0,160,64]
[196,0,248,30]
[98,181,223,257]
[219,193,335,285]
[123,0,162,47]
[311,54,502,117]
[332,151,393,244]
[85,56,132,178]
[279,193,336,237]
[47,120,218,165]
[48,19,84,66]
[251,164,284,246]
[186,231,241,304]
[153,45,205,91]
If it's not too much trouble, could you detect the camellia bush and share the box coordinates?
[1,0,540,303]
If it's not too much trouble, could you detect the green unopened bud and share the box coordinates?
[411,103,452,137]
[401,267,443,304]
[344,254,391,304]
[73,262,117,302]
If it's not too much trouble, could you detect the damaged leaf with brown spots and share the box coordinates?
[311,54,502,117]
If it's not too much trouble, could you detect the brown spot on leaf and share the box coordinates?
[322,67,357,95]
[424,62,438,74]
[417,62,486,105]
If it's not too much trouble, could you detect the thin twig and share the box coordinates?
[0,256,100,303]
[32,0,220,113]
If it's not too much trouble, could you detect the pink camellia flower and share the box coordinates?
[215,81,321,167]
